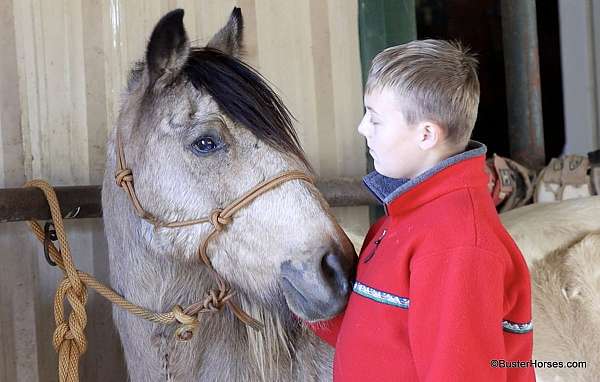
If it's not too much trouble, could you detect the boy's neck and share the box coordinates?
[410,144,465,179]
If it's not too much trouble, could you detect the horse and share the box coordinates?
[101,8,356,381]
[500,197,600,381]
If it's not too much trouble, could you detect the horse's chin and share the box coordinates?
[280,277,347,322]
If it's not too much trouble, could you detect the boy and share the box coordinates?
[309,40,535,381]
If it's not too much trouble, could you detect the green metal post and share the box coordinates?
[358,0,417,222]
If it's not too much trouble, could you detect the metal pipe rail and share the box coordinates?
[0,178,378,223]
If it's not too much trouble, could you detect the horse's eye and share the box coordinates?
[191,136,221,155]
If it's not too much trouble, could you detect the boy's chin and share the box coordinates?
[376,165,410,179]
[374,163,393,177]
[374,163,390,177]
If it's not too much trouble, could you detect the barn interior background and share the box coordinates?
[2,0,600,381]
[0,1,367,380]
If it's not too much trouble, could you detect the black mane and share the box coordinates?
[183,48,312,172]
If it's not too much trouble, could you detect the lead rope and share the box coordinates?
[24,134,315,382]
[24,180,205,382]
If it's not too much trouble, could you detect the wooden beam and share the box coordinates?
[0,179,378,223]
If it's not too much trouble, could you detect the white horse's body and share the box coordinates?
[502,197,600,381]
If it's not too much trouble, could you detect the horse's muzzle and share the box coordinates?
[280,243,357,322]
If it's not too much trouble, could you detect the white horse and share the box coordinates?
[501,197,600,381]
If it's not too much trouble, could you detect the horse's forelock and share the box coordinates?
[183,48,313,172]
[125,49,313,173]
[127,48,312,171]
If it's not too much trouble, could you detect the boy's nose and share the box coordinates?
[357,115,369,138]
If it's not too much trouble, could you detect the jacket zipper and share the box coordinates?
[363,229,387,263]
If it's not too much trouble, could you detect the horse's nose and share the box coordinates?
[280,242,357,322]
[321,249,356,295]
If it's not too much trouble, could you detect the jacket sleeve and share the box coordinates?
[408,246,508,381]
[305,216,387,347]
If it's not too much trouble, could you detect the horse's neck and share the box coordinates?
[109,229,327,380]
[113,234,245,331]
[103,180,331,380]
[110,236,245,374]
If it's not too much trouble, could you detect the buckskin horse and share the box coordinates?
[102,8,355,381]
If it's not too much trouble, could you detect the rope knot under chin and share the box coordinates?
[172,305,199,342]
[203,288,235,311]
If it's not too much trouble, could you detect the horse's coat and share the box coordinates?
[102,8,356,381]
[500,197,600,382]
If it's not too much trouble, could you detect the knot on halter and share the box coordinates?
[209,208,232,232]
[202,288,235,311]
[172,305,199,342]
[115,168,133,187]
[171,288,235,341]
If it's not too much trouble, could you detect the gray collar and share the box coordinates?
[362,140,487,207]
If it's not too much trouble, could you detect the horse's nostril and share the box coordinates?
[321,252,348,292]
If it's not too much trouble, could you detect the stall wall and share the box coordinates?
[0,1,369,380]
[559,0,600,154]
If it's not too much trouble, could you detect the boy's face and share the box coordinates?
[358,87,428,179]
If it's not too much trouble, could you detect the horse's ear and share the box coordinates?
[207,7,244,58]
[146,9,189,84]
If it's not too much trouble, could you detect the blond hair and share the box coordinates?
[366,39,480,147]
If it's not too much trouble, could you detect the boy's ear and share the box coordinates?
[417,121,444,150]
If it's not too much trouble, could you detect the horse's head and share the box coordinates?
[109,8,357,323]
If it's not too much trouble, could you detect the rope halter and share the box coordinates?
[114,129,316,338]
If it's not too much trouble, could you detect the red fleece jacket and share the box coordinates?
[309,144,535,381]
